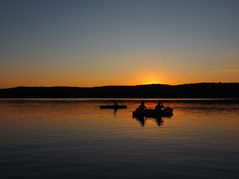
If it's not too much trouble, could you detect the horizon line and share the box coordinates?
[1,82,239,90]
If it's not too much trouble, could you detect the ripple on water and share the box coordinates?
[0,99,239,178]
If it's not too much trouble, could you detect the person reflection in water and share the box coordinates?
[155,101,164,111]
[135,116,145,127]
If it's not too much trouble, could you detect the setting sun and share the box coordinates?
[140,72,164,85]
[142,80,160,85]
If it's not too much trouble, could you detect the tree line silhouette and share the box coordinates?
[0,83,238,98]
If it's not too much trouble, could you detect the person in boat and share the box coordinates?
[155,101,164,111]
[113,100,118,106]
[136,101,147,112]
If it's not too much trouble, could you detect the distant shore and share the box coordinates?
[0,83,239,98]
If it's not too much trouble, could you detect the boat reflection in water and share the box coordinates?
[0,99,239,179]
[133,115,165,127]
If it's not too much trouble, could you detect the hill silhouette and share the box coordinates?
[0,83,238,98]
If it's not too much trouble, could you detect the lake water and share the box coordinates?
[0,99,239,179]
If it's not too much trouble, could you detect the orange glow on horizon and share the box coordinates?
[138,71,168,85]
[0,69,237,88]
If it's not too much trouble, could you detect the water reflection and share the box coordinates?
[0,99,239,179]
[100,107,123,115]
[113,109,117,115]
[133,115,164,127]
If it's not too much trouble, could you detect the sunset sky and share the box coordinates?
[1,0,239,88]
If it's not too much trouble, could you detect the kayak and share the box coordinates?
[100,105,127,109]
[132,107,173,118]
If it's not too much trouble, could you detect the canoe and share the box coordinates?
[100,105,127,109]
[132,107,173,118]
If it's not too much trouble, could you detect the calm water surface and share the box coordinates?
[0,99,239,179]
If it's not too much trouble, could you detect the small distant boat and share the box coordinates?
[100,105,127,109]
[132,107,173,118]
